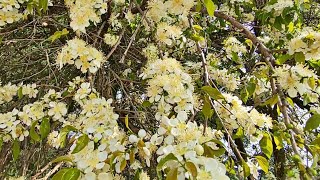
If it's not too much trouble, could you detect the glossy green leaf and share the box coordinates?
[304,114,320,131]
[72,134,89,154]
[52,168,80,180]
[261,95,278,106]
[48,28,69,42]
[232,127,244,139]
[294,52,305,64]
[30,120,41,142]
[255,155,269,173]
[166,167,178,180]
[286,97,294,107]
[18,87,23,99]
[59,125,77,148]
[157,153,178,172]
[259,133,273,159]
[52,155,73,164]
[202,86,224,100]
[40,117,50,140]
[204,0,216,16]
[39,0,48,12]
[202,95,214,120]
[142,101,152,107]
[242,160,250,178]
[276,54,291,65]
[12,139,20,161]
[185,161,197,179]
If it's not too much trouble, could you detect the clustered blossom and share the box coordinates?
[263,0,294,16]
[0,82,18,104]
[0,0,27,27]
[103,33,119,47]
[65,0,108,32]
[273,64,319,100]
[214,93,273,139]
[223,37,247,60]
[288,28,320,60]
[156,22,182,46]
[141,57,229,179]
[210,68,240,91]
[57,38,105,73]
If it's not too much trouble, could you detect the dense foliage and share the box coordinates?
[0,0,320,179]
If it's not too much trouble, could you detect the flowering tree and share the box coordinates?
[0,0,320,179]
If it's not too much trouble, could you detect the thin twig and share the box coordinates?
[119,11,147,63]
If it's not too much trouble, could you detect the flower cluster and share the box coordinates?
[214,93,273,138]
[103,33,119,47]
[57,38,105,73]
[141,57,194,119]
[0,0,28,27]
[142,43,159,61]
[273,64,319,100]
[0,82,18,104]
[223,37,247,60]
[156,22,182,46]
[263,0,294,16]
[210,68,240,92]
[141,57,229,179]
[146,0,195,23]
[288,28,320,60]
[65,0,108,32]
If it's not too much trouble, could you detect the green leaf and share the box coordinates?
[286,97,294,107]
[18,87,23,99]
[72,134,89,154]
[276,54,291,65]
[142,101,152,107]
[308,77,316,90]
[274,16,284,30]
[202,86,224,100]
[193,25,203,31]
[185,161,197,179]
[30,120,41,142]
[259,133,273,159]
[261,95,278,106]
[232,127,244,139]
[202,95,214,120]
[59,125,77,148]
[255,156,269,173]
[12,139,20,161]
[39,0,48,12]
[273,133,284,150]
[40,117,50,140]
[240,88,249,103]
[294,52,305,64]
[120,159,127,171]
[51,155,73,163]
[204,0,216,16]
[242,160,251,178]
[226,158,236,175]
[52,168,80,180]
[247,81,256,97]
[157,153,178,172]
[191,33,205,42]
[304,114,320,131]
[124,114,133,133]
[196,0,202,12]
[133,169,141,180]
[203,143,225,157]
[166,167,178,180]
[48,29,69,42]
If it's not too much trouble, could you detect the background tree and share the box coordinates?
[0,0,319,179]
